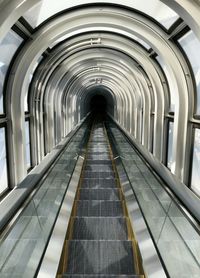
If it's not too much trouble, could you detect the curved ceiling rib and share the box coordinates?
[0,3,196,185]
[1,2,200,278]
[30,38,162,161]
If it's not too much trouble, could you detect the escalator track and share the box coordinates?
[57,118,145,277]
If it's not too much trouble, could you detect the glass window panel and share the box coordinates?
[191,129,200,196]
[25,121,31,169]
[23,2,43,28]
[0,128,8,194]
[156,55,179,112]
[0,30,23,114]
[22,0,179,29]
[178,31,200,115]
[158,11,179,30]
[167,121,174,170]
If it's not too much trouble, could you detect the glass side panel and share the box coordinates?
[22,0,179,29]
[191,129,200,196]
[0,30,23,114]
[0,122,89,277]
[167,121,174,170]
[0,128,8,194]
[25,121,31,169]
[108,122,200,278]
[178,31,200,115]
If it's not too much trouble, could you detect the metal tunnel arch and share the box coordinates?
[1,2,200,277]
[0,1,197,194]
[5,5,193,183]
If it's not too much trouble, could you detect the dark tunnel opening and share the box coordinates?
[90,95,107,117]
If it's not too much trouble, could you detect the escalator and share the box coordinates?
[1,116,198,277]
[57,118,145,277]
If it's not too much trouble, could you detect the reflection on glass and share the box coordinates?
[0,30,23,114]
[0,128,8,194]
[191,129,200,196]
[22,0,179,29]
[178,31,200,115]
[25,121,31,169]
[167,121,174,170]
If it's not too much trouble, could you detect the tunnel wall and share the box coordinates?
[0,1,199,200]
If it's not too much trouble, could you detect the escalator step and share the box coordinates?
[72,217,128,240]
[90,138,107,140]
[62,275,143,277]
[87,154,110,160]
[90,139,106,140]
[78,189,120,201]
[83,171,115,179]
[86,160,112,166]
[84,165,113,172]
[81,178,116,189]
[88,147,109,151]
[76,201,124,217]
[89,144,107,148]
[87,151,109,154]
[66,240,136,275]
